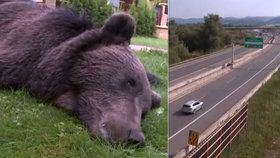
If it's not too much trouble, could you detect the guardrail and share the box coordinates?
[169,44,270,102]
[176,40,280,158]
[185,103,248,158]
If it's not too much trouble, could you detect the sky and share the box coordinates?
[170,0,280,19]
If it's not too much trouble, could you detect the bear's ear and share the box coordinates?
[101,12,135,44]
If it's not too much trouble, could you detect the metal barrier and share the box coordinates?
[185,103,248,158]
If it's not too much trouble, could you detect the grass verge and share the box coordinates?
[222,68,280,158]
[0,50,167,158]
[131,36,168,49]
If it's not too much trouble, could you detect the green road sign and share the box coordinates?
[244,37,263,48]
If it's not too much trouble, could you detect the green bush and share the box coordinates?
[129,2,155,36]
[61,0,155,36]
[61,0,112,28]
[169,24,190,64]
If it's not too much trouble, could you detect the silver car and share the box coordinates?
[182,100,203,114]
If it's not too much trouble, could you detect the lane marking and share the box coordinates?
[169,46,269,105]
[169,50,280,140]
[170,58,229,84]
[226,77,236,84]
[170,48,255,86]
[170,47,250,73]
[197,95,206,101]
[170,67,209,84]
[170,47,240,71]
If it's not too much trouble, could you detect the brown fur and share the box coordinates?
[0,0,161,145]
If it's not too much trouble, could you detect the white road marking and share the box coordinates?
[197,95,206,101]
[171,48,256,84]
[170,67,208,84]
[170,55,234,84]
[170,48,236,71]
[226,77,236,84]
[169,51,280,140]
[170,47,250,73]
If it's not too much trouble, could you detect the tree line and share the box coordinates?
[61,0,156,37]
[169,14,254,64]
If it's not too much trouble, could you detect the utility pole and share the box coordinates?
[231,41,235,69]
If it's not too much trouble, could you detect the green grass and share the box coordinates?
[222,68,280,158]
[131,36,168,49]
[0,51,167,158]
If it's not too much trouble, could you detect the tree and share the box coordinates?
[129,1,155,36]
[169,24,189,64]
[203,14,223,36]
[201,14,224,51]
[61,0,112,28]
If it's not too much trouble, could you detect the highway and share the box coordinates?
[168,37,280,157]
[169,47,257,87]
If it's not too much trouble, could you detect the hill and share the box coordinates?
[171,16,280,26]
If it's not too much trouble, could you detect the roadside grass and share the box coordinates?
[222,68,280,158]
[0,50,167,158]
[131,36,168,49]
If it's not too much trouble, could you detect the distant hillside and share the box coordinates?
[171,16,280,26]
[172,18,204,24]
[268,17,280,24]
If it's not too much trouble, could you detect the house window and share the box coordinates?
[155,6,162,25]
[164,5,168,15]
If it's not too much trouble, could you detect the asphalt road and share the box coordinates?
[168,38,280,157]
[169,47,257,87]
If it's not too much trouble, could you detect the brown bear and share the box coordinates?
[0,0,161,145]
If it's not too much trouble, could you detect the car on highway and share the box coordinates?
[182,100,203,114]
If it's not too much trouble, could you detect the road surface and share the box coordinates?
[169,47,258,87]
[168,38,280,157]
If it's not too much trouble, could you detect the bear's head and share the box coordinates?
[53,13,161,146]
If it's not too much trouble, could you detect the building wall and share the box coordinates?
[33,0,56,8]
[155,3,168,39]
[156,3,168,27]
[155,26,168,40]
[45,0,56,8]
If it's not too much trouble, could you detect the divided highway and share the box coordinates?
[170,47,257,87]
[169,37,280,157]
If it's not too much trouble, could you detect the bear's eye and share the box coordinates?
[127,78,136,87]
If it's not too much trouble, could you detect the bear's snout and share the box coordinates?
[127,129,145,146]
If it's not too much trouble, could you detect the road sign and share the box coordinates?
[188,130,199,146]
[244,37,263,48]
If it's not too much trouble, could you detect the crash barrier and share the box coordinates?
[185,103,248,158]
[179,40,280,157]
[169,44,270,102]
[169,47,235,71]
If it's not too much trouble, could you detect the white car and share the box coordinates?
[182,100,203,114]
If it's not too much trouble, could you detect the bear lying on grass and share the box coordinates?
[0,0,161,145]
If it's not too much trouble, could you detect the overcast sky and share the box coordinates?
[170,0,280,19]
